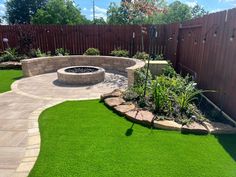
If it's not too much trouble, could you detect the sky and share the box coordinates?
[0,0,236,20]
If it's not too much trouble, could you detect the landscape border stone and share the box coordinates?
[102,90,236,134]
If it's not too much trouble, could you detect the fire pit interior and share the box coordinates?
[65,67,99,73]
[57,66,105,85]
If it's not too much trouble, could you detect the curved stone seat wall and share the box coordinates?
[21,55,145,86]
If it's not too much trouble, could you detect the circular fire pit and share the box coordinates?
[57,66,105,85]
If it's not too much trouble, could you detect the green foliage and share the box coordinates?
[107,1,166,25]
[110,48,129,57]
[55,48,69,56]
[134,67,152,87]
[154,54,164,60]
[152,79,173,114]
[29,48,47,58]
[31,0,89,24]
[0,48,18,62]
[127,63,209,124]
[5,0,47,24]
[107,1,208,25]
[162,63,177,78]
[191,4,208,19]
[133,52,149,60]
[173,81,202,113]
[84,48,100,56]
[162,1,192,23]
[93,18,107,25]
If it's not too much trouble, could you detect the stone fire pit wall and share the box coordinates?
[21,56,145,86]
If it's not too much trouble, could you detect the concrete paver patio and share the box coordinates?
[0,72,127,177]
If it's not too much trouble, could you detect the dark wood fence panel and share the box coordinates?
[0,25,168,56]
[175,9,236,121]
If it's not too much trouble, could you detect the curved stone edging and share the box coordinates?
[21,55,145,87]
[102,90,236,135]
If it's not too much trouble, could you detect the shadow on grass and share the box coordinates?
[214,134,236,161]
[125,123,135,136]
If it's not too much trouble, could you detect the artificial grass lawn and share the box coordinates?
[0,69,22,93]
[29,100,236,177]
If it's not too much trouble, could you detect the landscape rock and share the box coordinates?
[104,97,125,107]
[203,121,236,134]
[182,122,208,135]
[114,103,135,114]
[154,120,182,131]
[0,61,21,69]
[101,89,123,101]
[125,110,154,126]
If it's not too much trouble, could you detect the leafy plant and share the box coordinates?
[55,48,69,56]
[154,54,164,60]
[162,63,177,78]
[133,51,149,60]
[84,48,100,56]
[110,48,129,57]
[0,48,18,62]
[134,67,152,87]
[152,78,174,115]
[29,48,47,58]
[173,82,203,114]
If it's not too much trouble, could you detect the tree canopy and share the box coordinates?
[31,0,88,24]
[107,0,166,25]
[5,0,48,24]
[107,0,208,25]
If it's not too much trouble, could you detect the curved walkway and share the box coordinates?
[0,72,127,177]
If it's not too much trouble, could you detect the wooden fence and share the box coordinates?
[0,24,168,56]
[172,8,236,122]
[0,8,236,121]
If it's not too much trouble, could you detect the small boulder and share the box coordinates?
[125,110,154,126]
[104,97,125,107]
[203,121,236,134]
[101,89,123,101]
[182,122,208,135]
[154,120,182,131]
[114,104,135,114]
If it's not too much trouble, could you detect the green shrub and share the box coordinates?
[84,48,100,55]
[55,48,69,56]
[134,67,152,88]
[110,48,129,57]
[154,54,164,60]
[152,79,173,114]
[29,48,47,58]
[162,63,177,78]
[0,48,18,62]
[133,51,149,60]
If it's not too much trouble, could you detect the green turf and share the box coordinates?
[0,69,22,93]
[29,100,236,177]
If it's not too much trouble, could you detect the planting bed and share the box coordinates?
[101,89,236,135]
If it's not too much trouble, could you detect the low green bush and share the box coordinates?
[162,63,177,78]
[110,48,129,57]
[0,48,18,62]
[133,51,149,60]
[29,48,47,58]
[124,67,152,107]
[154,54,164,60]
[55,48,69,56]
[84,48,100,55]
